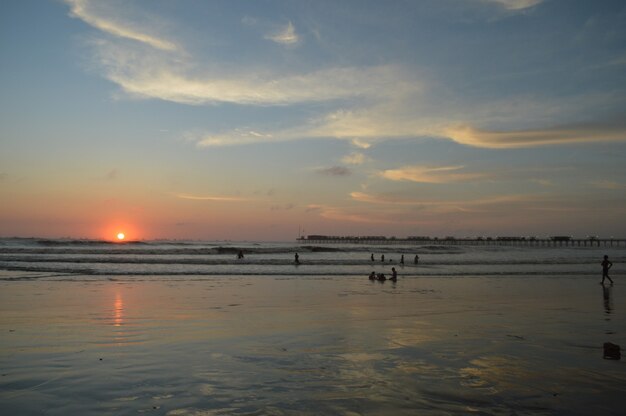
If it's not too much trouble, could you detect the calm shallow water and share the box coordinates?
[1,274,625,415]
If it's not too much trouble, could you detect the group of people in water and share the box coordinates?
[370,253,419,264]
[369,267,398,282]
[236,250,615,285]
[367,252,417,282]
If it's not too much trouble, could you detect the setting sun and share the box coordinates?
[117,232,125,241]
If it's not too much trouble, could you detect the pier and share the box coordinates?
[297,236,626,248]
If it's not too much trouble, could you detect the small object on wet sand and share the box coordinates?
[603,342,621,360]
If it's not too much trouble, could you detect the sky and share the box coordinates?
[1,0,626,241]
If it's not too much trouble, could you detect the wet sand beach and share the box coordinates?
[1,274,624,415]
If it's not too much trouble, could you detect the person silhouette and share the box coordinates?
[295,252,300,264]
[390,267,398,281]
[381,254,385,262]
[601,255,613,284]
[414,255,419,264]
[371,253,375,261]
[400,255,404,265]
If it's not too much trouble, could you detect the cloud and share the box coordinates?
[189,101,626,149]
[194,129,276,147]
[341,152,367,165]
[306,204,400,224]
[350,192,422,205]
[174,193,250,202]
[304,191,608,228]
[265,21,300,45]
[67,0,626,153]
[444,121,626,148]
[350,191,543,215]
[317,166,351,176]
[104,169,118,180]
[93,38,407,106]
[532,179,554,187]
[588,180,625,190]
[479,0,543,10]
[380,165,488,183]
[270,203,295,211]
[70,2,410,107]
[65,0,177,51]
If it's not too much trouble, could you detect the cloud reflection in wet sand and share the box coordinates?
[1,277,625,415]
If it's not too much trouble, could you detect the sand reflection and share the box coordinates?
[385,324,436,349]
[459,356,535,393]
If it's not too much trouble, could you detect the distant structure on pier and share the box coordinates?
[297,235,625,247]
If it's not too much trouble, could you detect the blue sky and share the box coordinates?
[1,0,625,240]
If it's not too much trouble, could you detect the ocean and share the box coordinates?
[1,237,624,280]
[1,237,625,415]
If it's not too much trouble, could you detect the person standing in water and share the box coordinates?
[390,267,398,281]
[295,252,300,264]
[601,255,613,284]
[381,254,385,262]
[414,255,419,264]
[400,255,404,265]
[371,253,375,261]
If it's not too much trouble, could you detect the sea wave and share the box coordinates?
[0,255,616,266]
[1,238,622,281]
[0,266,606,279]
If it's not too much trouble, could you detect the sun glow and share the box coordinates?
[101,222,139,242]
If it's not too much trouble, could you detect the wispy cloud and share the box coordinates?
[306,204,400,224]
[188,100,626,149]
[350,191,545,216]
[350,192,422,205]
[341,152,367,165]
[93,38,407,106]
[193,129,276,147]
[588,180,625,190]
[270,203,295,211]
[380,165,488,183]
[67,0,626,153]
[174,193,250,202]
[351,191,534,207]
[479,0,543,10]
[69,2,409,107]
[532,179,554,187]
[316,166,351,176]
[265,21,300,45]
[65,0,177,51]
[444,121,626,148]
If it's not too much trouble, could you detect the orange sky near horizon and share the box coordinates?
[1,0,626,241]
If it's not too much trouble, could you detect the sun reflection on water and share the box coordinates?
[114,291,124,327]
